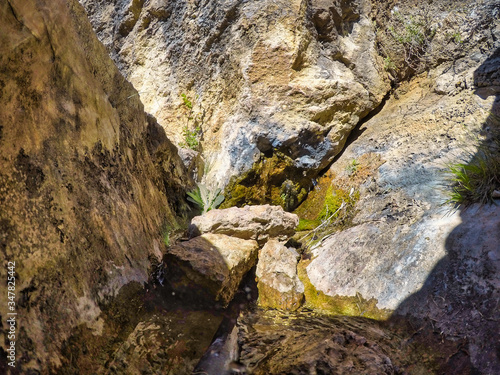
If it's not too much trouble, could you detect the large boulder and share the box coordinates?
[256,240,304,311]
[189,205,299,245]
[164,233,259,306]
[80,0,390,203]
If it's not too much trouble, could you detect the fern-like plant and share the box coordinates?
[186,183,224,214]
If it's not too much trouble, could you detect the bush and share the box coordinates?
[386,10,436,72]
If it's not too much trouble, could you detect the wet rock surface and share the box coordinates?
[49,281,224,375]
[236,308,472,375]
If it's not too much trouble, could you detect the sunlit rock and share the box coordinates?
[256,240,304,311]
[80,0,390,197]
[189,205,299,245]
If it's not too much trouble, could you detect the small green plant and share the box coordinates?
[179,94,203,150]
[181,93,193,109]
[162,230,171,247]
[446,132,500,205]
[181,124,201,150]
[383,56,397,72]
[345,159,360,175]
[186,183,225,214]
[446,31,463,44]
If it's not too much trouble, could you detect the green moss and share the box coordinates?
[317,186,359,221]
[297,259,392,320]
[293,171,335,220]
[296,218,321,231]
[221,151,312,210]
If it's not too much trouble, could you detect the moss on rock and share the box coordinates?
[257,280,304,311]
[221,151,312,211]
[297,259,392,320]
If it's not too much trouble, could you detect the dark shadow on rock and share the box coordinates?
[390,48,500,375]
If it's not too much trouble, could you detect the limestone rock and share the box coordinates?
[304,47,500,372]
[80,0,390,196]
[0,0,190,372]
[256,240,304,311]
[189,205,299,244]
[164,234,259,306]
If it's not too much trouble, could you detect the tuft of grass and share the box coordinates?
[446,133,500,205]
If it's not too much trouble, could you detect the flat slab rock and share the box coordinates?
[189,205,299,244]
[164,233,259,306]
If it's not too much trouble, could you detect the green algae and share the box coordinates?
[296,218,321,231]
[221,151,312,210]
[297,258,392,321]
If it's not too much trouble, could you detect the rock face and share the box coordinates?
[305,71,500,309]
[303,5,500,371]
[256,240,304,311]
[0,0,190,372]
[189,205,299,244]
[79,0,390,205]
[164,233,259,305]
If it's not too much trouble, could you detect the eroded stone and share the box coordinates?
[164,234,259,305]
[189,205,299,245]
[256,240,304,311]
